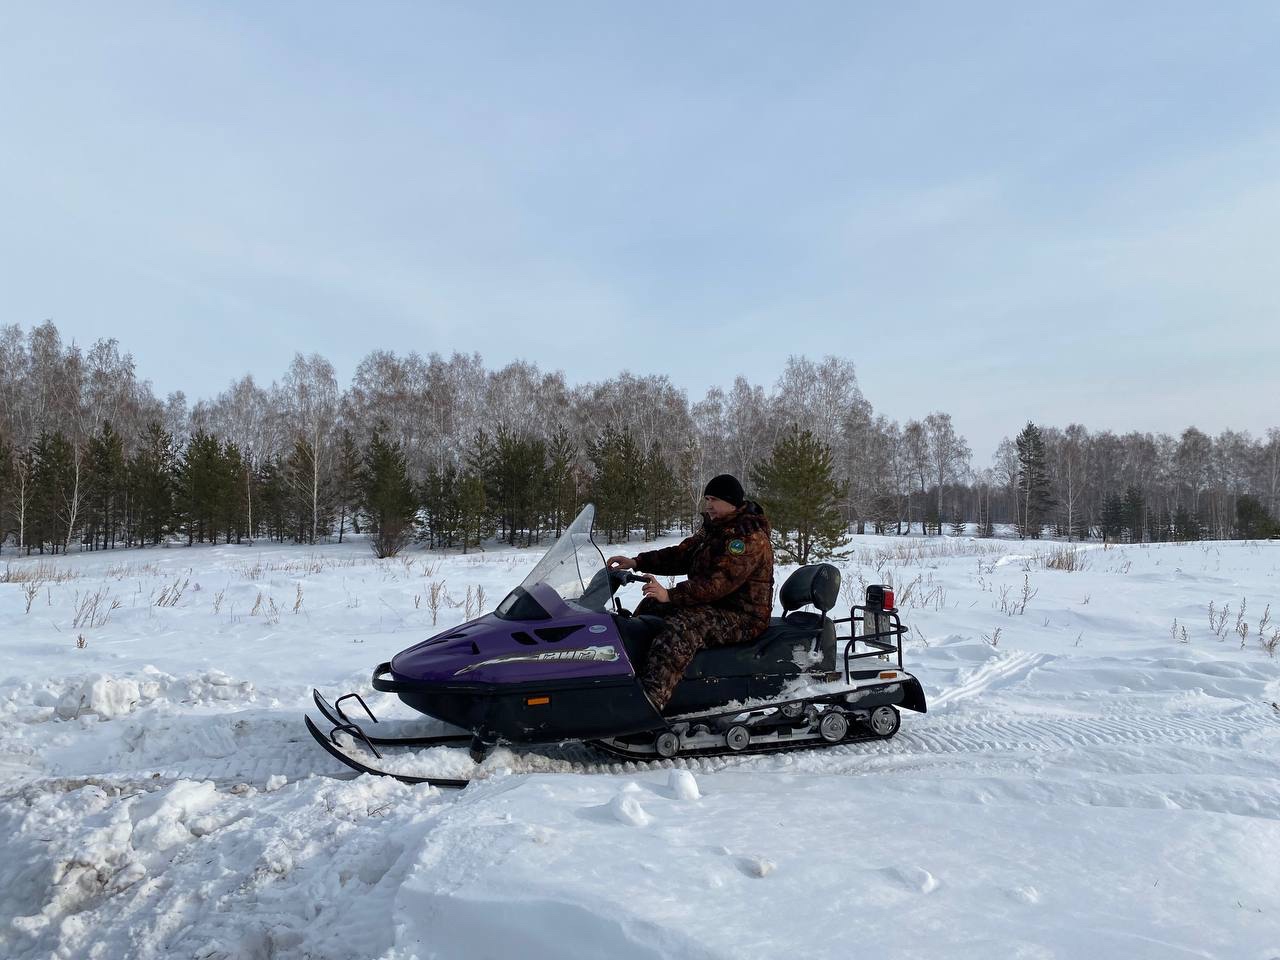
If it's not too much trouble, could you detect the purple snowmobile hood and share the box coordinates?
[389,583,636,686]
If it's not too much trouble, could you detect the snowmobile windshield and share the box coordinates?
[494,504,610,619]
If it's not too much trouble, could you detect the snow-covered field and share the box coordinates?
[1,533,1278,959]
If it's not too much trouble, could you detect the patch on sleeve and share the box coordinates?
[728,538,746,556]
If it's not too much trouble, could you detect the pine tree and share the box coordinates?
[220,442,249,544]
[590,426,644,543]
[870,492,898,536]
[544,426,578,538]
[1070,508,1091,543]
[639,441,680,541]
[1101,493,1126,542]
[1173,504,1198,542]
[360,428,417,558]
[257,457,289,543]
[465,428,497,535]
[420,463,458,549]
[1015,422,1053,539]
[1122,485,1145,543]
[30,432,75,554]
[176,432,225,544]
[23,435,50,554]
[750,427,849,564]
[924,502,940,537]
[128,423,176,546]
[1235,495,1277,539]
[86,421,126,550]
[491,427,547,547]
[457,470,491,553]
[333,428,362,543]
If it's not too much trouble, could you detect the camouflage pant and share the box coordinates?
[636,598,757,710]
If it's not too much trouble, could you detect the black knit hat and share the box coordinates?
[703,474,745,507]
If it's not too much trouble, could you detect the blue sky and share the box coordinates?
[2,2,1278,460]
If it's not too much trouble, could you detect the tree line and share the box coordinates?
[0,320,1276,557]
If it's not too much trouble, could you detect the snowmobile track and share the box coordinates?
[930,651,1052,711]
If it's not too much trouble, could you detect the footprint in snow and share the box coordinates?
[1009,885,1041,905]
[527,825,555,845]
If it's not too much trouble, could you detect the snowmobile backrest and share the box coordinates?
[779,563,841,614]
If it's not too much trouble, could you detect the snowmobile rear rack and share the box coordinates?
[833,603,909,680]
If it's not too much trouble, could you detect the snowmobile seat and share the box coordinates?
[767,563,843,671]
[779,563,841,614]
[685,564,843,679]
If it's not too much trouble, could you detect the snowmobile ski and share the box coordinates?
[304,715,472,788]
[311,689,471,748]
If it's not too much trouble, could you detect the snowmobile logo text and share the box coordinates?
[453,645,620,675]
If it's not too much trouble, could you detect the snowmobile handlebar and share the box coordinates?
[608,569,652,587]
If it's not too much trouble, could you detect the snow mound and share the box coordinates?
[607,784,652,827]
[46,669,256,721]
[737,855,776,878]
[56,675,143,720]
[667,769,701,800]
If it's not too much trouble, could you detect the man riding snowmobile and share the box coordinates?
[607,473,774,710]
[308,494,927,784]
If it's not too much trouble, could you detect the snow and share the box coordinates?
[667,769,701,800]
[1,535,1279,958]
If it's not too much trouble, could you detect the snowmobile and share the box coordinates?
[306,504,927,787]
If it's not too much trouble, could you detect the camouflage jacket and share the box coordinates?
[635,501,775,634]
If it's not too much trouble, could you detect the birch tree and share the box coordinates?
[902,420,930,532]
[1049,424,1090,540]
[282,354,339,544]
[925,412,971,532]
[200,375,280,538]
[1263,428,1280,519]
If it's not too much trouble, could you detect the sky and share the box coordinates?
[1,1,1278,462]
